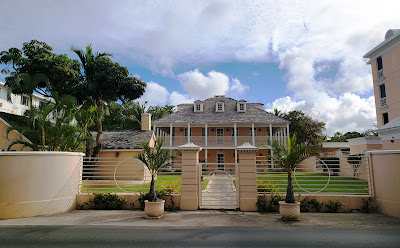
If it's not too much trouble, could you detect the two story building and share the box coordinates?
[364,29,400,150]
[153,95,289,170]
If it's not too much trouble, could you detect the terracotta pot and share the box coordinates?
[279,201,300,220]
[144,199,165,219]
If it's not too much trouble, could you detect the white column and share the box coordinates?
[251,123,255,146]
[234,123,237,146]
[205,123,208,147]
[153,124,156,136]
[269,124,274,168]
[205,149,208,162]
[170,123,173,146]
[269,124,273,143]
[283,127,287,146]
[187,123,191,143]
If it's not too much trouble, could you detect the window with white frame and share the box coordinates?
[0,88,7,100]
[194,101,203,112]
[216,102,224,112]
[21,95,29,106]
[249,127,257,136]
[237,101,246,112]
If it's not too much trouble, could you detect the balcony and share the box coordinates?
[161,136,287,148]
[377,69,384,81]
[380,97,387,108]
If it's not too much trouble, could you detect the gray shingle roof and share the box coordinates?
[153,96,289,124]
[95,130,153,149]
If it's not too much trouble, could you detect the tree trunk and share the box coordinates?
[149,174,157,202]
[285,171,295,203]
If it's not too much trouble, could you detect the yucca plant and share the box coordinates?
[269,134,317,203]
[137,137,176,202]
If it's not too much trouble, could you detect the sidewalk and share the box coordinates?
[1,210,399,228]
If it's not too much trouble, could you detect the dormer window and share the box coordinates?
[237,100,246,112]
[216,102,224,112]
[194,100,203,112]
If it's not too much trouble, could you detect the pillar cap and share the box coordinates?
[141,113,151,116]
[178,142,202,152]
[237,142,259,153]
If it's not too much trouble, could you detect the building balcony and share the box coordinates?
[377,69,384,81]
[161,135,287,148]
[380,97,387,108]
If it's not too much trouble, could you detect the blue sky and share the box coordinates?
[1,0,400,135]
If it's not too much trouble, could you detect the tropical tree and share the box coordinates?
[0,47,23,74]
[7,73,50,106]
[136,137,176,202]
[6,94,91,152]
[279,110,326,150]
[269,134,317,203]
[148,105,174,121]
[71,44,146,157]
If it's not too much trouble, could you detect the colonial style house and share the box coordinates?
[153,95,289,170]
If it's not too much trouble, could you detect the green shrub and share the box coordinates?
[91,193,127,210]
[256,193,283,212]
[361,198,377,213]
[137,190,167,210]
[299,197,322,212]
[325,200,343,213]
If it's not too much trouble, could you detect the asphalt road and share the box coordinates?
[1,225,399,248]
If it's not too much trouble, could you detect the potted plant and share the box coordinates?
[137,137,176,219]
[269,134,317,220]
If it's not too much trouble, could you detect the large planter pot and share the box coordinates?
[279,201,300,220]
[144,199,165,219]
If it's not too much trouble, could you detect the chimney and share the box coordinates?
[141,113,151,131]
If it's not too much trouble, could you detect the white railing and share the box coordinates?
[380,97,387,108]
[80,157,181,193]
[162,136,286,147]
[256,156,371,196]
[377,69,384,81]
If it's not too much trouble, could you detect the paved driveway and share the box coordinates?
[201,173,237,209]
[1,211,399,247]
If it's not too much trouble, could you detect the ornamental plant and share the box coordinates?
[136,137,176,202]
[269,134,317,203]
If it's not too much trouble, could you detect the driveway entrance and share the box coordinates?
[199,163,238,209]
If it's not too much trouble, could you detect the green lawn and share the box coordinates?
[257,173,369,194]
[82,173,369,195]
[82,175,209,193]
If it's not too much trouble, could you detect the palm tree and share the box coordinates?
[136,137,176,202]
[71,44,111,157]
[269,134,317,203]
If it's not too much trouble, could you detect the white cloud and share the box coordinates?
[138,82,169,107]
[268,94,376,135]
[177,69,249,100]
[1,0,399,133]
[169,91,195,106]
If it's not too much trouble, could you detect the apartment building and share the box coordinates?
[153,95,289,170]
[364,29,400,149]
[0,81,51,116]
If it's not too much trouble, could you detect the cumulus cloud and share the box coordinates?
[138,82,170,107]
[177,69,249,100]
[1,0,399,133]
[268,94,376,135]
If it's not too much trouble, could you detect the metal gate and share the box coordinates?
[199,162,238,209]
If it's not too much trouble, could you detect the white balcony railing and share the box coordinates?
[377,69,384,81]
[380,97,387,108]
[162,136,287,147]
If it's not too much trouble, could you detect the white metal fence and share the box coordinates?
[256,156,372,196]
[199,163,238,209]
[80,157,181,194]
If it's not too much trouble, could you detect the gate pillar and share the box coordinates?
[237,142,259,211]
[179,142,202,210]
